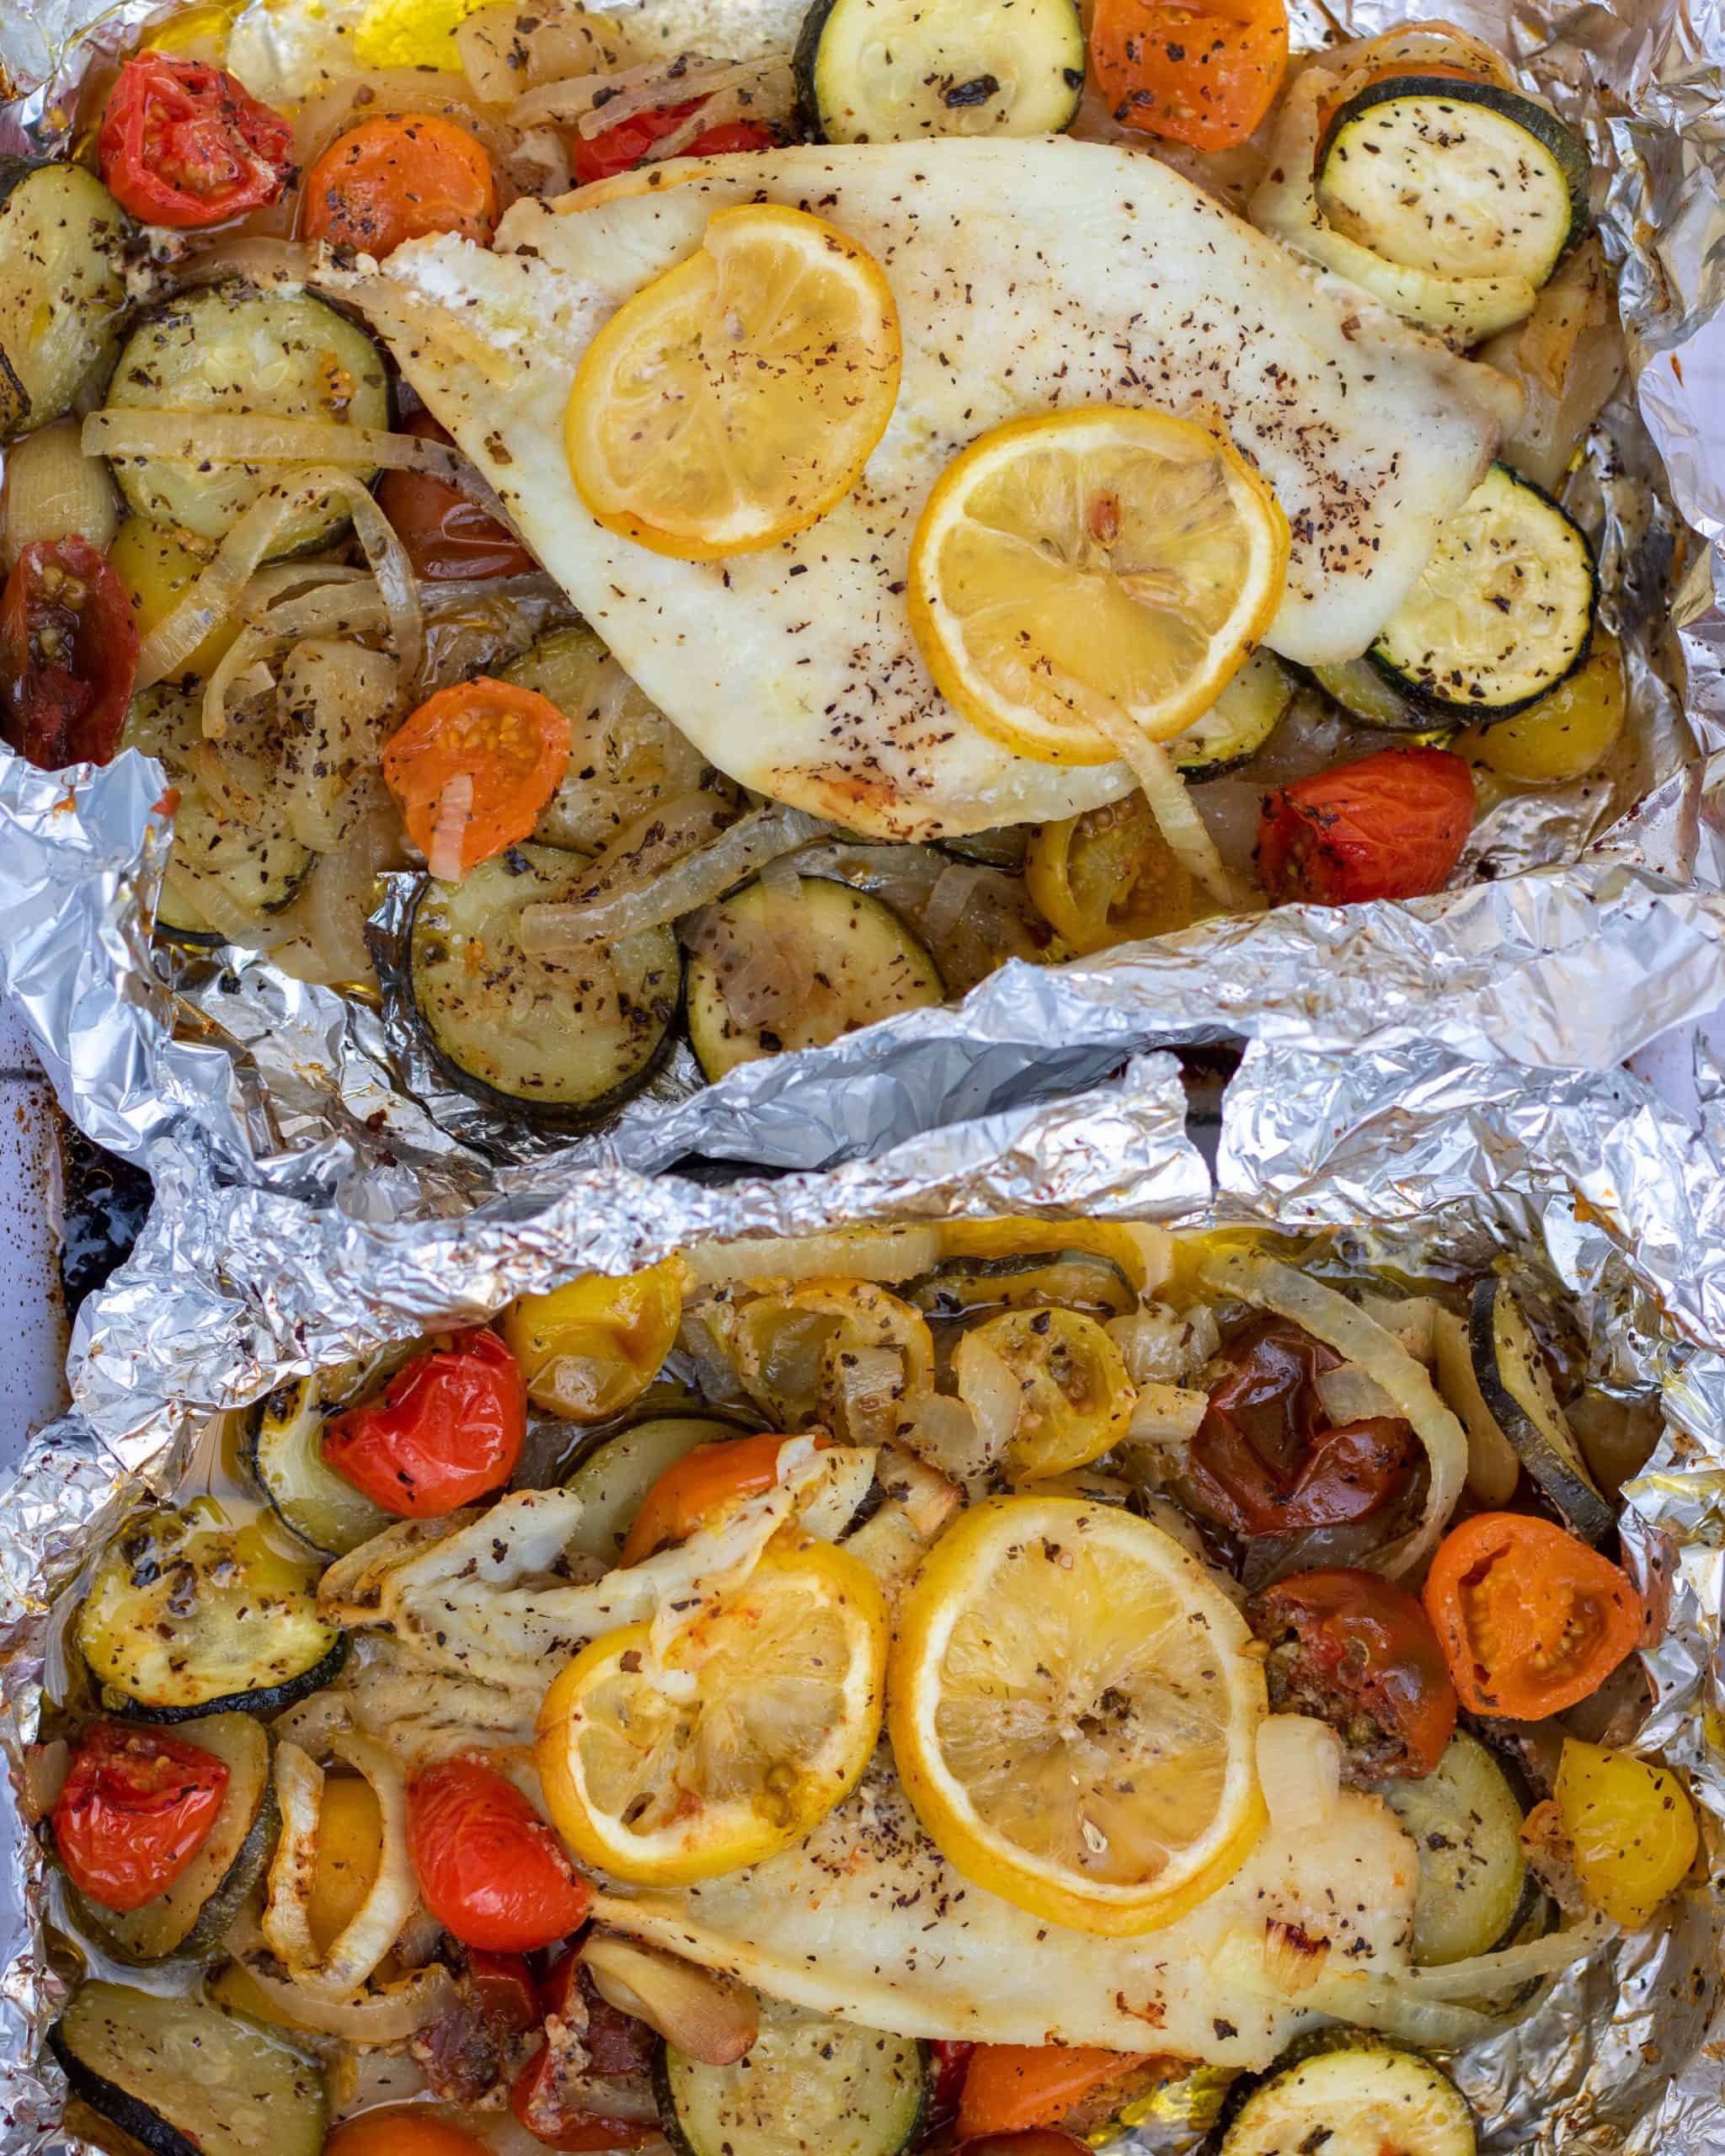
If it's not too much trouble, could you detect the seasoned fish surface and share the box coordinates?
[354,138,1517,840]
[593,1768,1418,2064]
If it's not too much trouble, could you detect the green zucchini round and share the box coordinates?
[1370,463,1598,720]
[248,1369,398,1560]
[1372,1731,1535,1967]
[1317,76,1588,291]
[102,281,391,557]
[0,158,130,446]
[1172,648,1294,781]
[656,2008,928,2156]
[403,841,683,1128]
[1216,2036,1476,2156]
[904,1248,1137,1321]
[1467,1277,1612,1541]
[795,0,1085,145]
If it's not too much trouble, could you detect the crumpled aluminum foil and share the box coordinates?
[8,1032,1725,2154]
[0,0,1722,1177]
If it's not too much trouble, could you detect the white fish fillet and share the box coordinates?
[347,137,1518,840]
[593,1765,1418,2066]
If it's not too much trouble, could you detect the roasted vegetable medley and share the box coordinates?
[37,1221,1693,2156]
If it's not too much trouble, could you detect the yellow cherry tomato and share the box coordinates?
[1554,1737,1697,1929]
[109,517,239,680]
[501,1257,686,1422]
[1459,633,1626,787]
[1026,793,1195,956]
[307,1775,382,1955]
[954,1306,1137,1480]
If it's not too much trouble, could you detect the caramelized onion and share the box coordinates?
[581,1934,758,2066]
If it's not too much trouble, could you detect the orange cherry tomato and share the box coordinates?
[618,1431,827,1565]
[325,2111,492,2156]
[382,676,570,880]
[303,113,497,258]
[957,2047,1157,2140]
[407,1758,592,1952]
[321,1328,526,1518]
[378,410,539,582]
[52,1722,228,1913]
[1090,0,1290,152]
[1423,1512,1642,1720]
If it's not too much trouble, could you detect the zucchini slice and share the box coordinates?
[103,283,391,556]
[1370,464,1597,719]
[51,1982,328,2156]
[506,627,717,856]
[69,1715,277,1966]
[656,2005,927,2156]
[1312,656,1448,737]
[122,687,315,933]
[1374,1732,1535,1967]
[686,876,943,1081]
[563,1415,744,1566]
[1220,2041,1475,2156]
[1317,77,1588,291]
[905,1249,1137,1321]
[405,841,682,1125]
[795,0,1085,144]
[77,1507,347,1721]
[0,159,129,446]
[1468,1278,1613,1541]
[1172,648,1293,781]
[248,1366,398,1560]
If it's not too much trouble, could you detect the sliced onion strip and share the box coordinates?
[1089,712,1251,913]
[1196,1247,1469,1576]
[88,409,483,486]
[263,1731,419,2002]
[581,1934,758,2065]
[236,1957,457,2042]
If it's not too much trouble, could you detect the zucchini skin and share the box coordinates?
[0,342,27,441]
[1466,1278,1613,1542]
[51,2028,206,2156]
[794,0,1085,145]
[71,1769,280,1967]
[119,1632,350,1725]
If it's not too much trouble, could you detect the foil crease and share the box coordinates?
[0,0,1720,1176]
[3,1037,1725,2153]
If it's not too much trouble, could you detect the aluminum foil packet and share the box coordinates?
[7,1032,1725,2153]
[0,0,1722,1182]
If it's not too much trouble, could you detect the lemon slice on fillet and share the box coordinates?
[566,203,903,560]
[889,1494,1268,1935]
[907,406,1290,766]
[536,1540,888,1885]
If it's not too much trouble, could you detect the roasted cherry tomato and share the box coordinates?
[932,2040,979,2127]
[325,2111,491,2156]
[510,1960,658,2153]
[1248,1566,1457,1779]
[1024,793,1194,955]
[378,410,539,582]
[407,1758,591,1952]
[572,99,777,186]
[958,2047,1157,2140]
[321,1327,526,1518]
[303,114,497,257]
[510,2047,658,2153]
[619,1430,823,1565]
[1,538,140,770]
[1552,1737,1698,1930]
[1090,0,1290,151]
[51,1722,228,1913]
[1256,745,1475,908]
[382,676,570,881]
[502,1260,686,1424]
[98,52,294,227]
[468,1950,541,2035]
[1186,1317,1419,1537]
[1423,1511,1642,1719]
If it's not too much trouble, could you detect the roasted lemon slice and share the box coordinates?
[536,1540,888,1884]
[889,1494,1267,1933]
[907,406,1289,766]
[566,203,902,559]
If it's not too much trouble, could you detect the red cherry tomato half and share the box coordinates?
[537,1953,657,2076]
[467,1949,541,2035]
[1248,1566,1458,1780]
[1186,1316,1418,1537]
[98,52,294,227]
[321,1328,526,1517]
[1256,745,1475,907]
[1,537,140,771]
[932,2040,979,2127]
[573,99,777,185]
[510,2044,659,2153]
[378,411,539,582]
[408,1758,591,1952]
[51,1722,229,1913]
